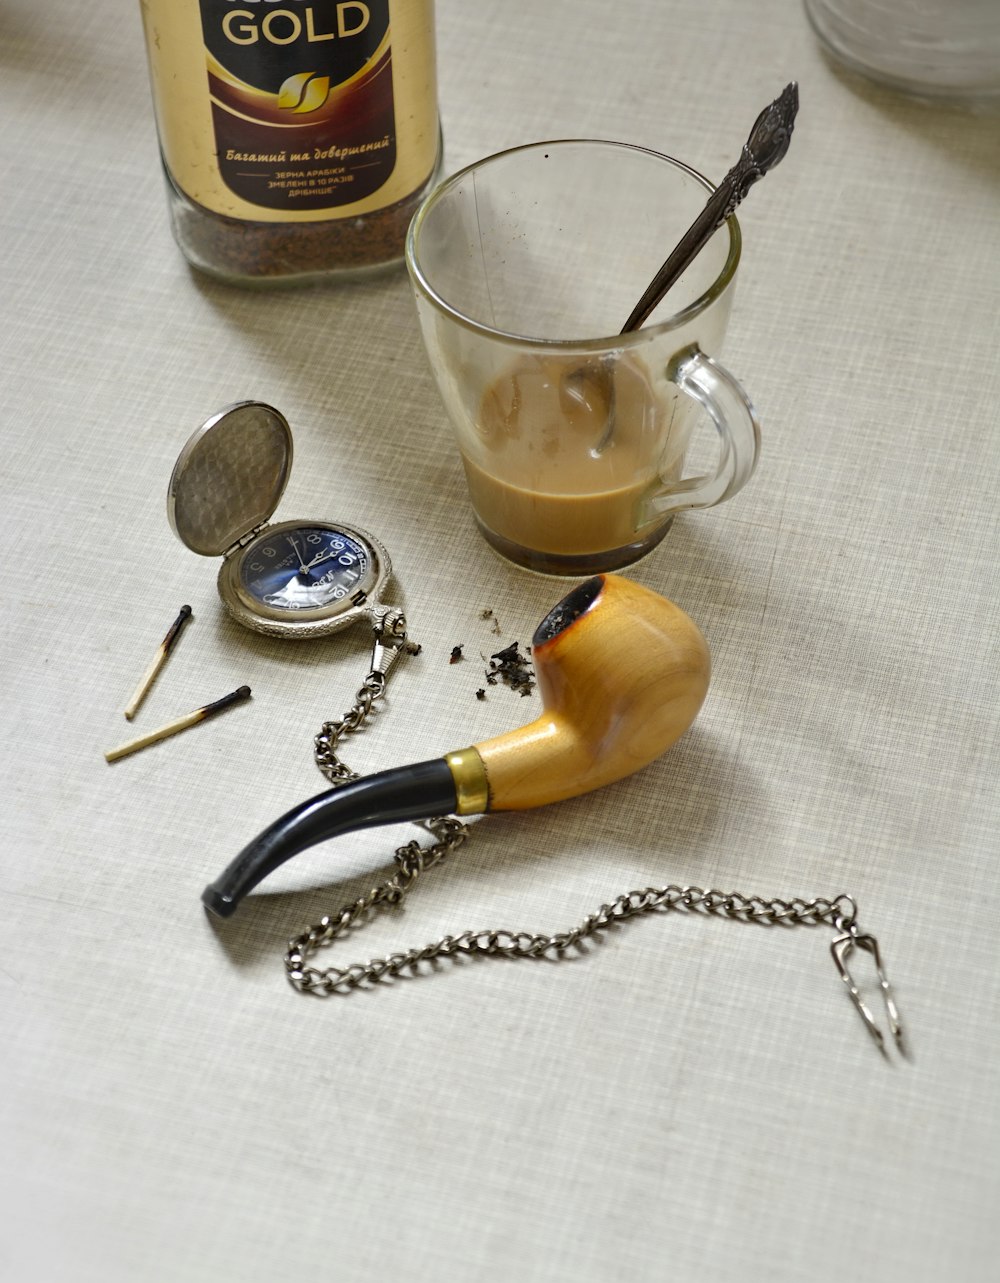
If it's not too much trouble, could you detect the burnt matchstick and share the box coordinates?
[124,605,193,720]
[105,686,252,763]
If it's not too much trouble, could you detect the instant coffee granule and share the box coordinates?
[170,175,434,284]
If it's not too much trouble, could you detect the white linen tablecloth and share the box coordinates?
[2,1,998,1280]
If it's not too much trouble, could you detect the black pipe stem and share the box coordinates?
[202,758,458,918]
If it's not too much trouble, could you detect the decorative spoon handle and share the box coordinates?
[620,82,799,333]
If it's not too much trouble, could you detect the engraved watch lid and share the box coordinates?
[168,402,294,557]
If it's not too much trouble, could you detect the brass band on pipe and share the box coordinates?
[445,747,491,816]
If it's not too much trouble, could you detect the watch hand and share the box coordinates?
[287,535,310,574]
[302,547,342,572]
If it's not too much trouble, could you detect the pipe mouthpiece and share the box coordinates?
[202,759,458,918]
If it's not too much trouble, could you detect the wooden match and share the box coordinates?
[105,686,252,763]
[124,604,193,720]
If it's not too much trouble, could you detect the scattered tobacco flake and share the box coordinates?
[480,607,502,636]
[475,688,487,701]
[485,641,535,696]
[449,644,464,664]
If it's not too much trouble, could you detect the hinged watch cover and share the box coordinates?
[168,401,293,558]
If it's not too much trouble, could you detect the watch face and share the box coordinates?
[237,523,374,616]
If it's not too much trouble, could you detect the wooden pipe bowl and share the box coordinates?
[473,575,710,811]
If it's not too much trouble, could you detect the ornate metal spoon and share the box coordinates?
[570,83,799,454]
[622,81,798,332]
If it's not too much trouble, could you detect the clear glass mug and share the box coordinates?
[405,140,761,575]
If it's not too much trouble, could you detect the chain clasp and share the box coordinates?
[830,917,906,1059]
[369,607,418,684]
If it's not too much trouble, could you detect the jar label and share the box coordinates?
[199,1,396,210]
[141,0,438,223]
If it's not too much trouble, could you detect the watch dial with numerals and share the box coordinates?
[238,524,371,614]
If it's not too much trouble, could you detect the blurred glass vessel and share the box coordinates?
[804,0,1000,104]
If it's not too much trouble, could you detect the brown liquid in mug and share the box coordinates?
[462,354,681,558]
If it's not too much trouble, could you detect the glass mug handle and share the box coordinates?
[646,344,762,518]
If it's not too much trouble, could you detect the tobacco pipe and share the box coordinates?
[203,574,710,918]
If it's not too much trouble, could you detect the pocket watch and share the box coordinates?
[167,402,399,643]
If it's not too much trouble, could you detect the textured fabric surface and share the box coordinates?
[2,2,998,1281]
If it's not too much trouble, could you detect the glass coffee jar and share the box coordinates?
[139,0,442,285]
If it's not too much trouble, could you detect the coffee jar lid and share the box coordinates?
[167,402,294,557]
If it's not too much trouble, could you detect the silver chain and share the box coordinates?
[286,879,854,994]
[304,609,471,986]
[313,604,414,786]
[299,617,906,1057]
[314,668,392,785]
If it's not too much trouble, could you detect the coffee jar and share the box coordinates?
[139,0,442,285]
